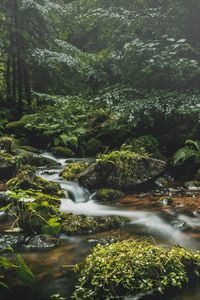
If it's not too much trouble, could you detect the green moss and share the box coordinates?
[0,136,17,154]
[7,166,64,197]
[60,162,90,180]
[50,146,75,158]
[74,240,200,300]
[61,213,127,235]
[6,190,61,235]
[18,145,40,154]
[96,188,124,202]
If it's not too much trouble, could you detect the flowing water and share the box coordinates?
[1,152,200,299]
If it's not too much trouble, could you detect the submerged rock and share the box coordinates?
[61,213,127,235]
[171,219,192,231]
[78,150,166,190]
[0,233,25,251]
[158,197,173,206]
[24,234,59,249]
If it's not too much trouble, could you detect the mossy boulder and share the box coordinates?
[6,166,64,197]
[0,136,17,154]
[78,150,166,191]
[74,240,200,300]
[60,162,90,181]
[61,213,127,235]
[95,188,125,202]
[18,145,40,154]
[15,149,58,167]
[0,152,17,180]
[50,146,75,158]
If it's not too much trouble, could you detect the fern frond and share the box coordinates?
[185,139,200,151]
[171,147,196,167]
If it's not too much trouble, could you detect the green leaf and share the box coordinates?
[15,254,34,285]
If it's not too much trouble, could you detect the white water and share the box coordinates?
[38,153,194,248]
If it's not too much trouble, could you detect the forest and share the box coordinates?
[1,0,200,299]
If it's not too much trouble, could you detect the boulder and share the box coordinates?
[61,213,127,235]
[78,150,166,190]
[24,234,59,249]
[6,166,64,197]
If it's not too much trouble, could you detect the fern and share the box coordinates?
[172,140,200,167]
[172,147,196,167]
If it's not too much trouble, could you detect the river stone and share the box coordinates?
[24,234,59,249]
[78,157,166,190]
[184,181,200,191]
[171,220,192,231]
[0,234,25,251]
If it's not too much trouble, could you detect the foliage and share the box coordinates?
[74,240,200,299]
[172,140,200,167]
[5,189,61,235]
[0,252,34,288]
[122,135,162,159]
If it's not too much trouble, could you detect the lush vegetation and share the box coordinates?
[74,240,200,299]
[1,1,200,300]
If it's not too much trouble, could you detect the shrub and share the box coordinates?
[74,240,200,299]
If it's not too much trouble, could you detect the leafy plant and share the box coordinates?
[172,139,200,167]
[74,240,200,299]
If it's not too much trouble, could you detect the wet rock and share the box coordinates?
[185,181,200,191]
[155,177,169,188]
[60,162,91,181]
[50,146,75,158]
[24,234,59,249]
[158,197,173,206]
[61,213,128,235]
[15,149,59,167]
[0,234,25,251]
[95,188,125,202]
[78,151,166,190]
[171,220,192,231]
[138,193,147,198]
[6,166,64,197]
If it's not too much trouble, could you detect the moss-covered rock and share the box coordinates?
[78,150,166,191]
[0,136,17,154]
[15,149,58,167]
[60,162,90,181]
[95,188,124,202]
[50,146,75,158]
[61,213,127,235]
[74,240,200,299]
[6,166,64,197]
[18,145,40,154]
[0,152,17,180]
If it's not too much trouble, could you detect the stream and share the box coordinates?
[1,152,200,300]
